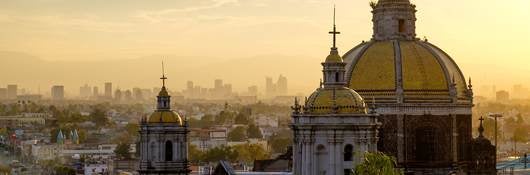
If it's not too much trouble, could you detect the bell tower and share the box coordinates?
[371,0,417,40]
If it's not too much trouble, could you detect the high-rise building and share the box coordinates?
[114,89,122,102]
[248,86,258,96]
[80,84,92,98]
[214,79,223,90]
[93,86,99,97]
[104,82,112,98]
[0,88,7,100]
[265,77,274,97]
[51,85,65,100]
[138,72,189,174]
[277,74,288,95]
[7,85,17,100]
[496,90,509,102]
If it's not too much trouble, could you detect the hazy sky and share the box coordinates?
[1,0,529,95]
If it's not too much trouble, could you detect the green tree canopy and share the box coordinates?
[203,145,238,162]
[228,126,247,142]
[354,152,402,175]
[114,142,132,160]
[234,113,249,125]
[247,124,263,139]
[233,144,270,163]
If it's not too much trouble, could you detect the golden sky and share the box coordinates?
[0,0,529,96]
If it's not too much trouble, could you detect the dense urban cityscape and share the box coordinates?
[1,0,530,175]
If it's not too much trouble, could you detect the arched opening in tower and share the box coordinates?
[165,140,173,161]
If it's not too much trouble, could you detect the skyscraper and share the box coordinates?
[7,85,17,100]
[51,85,65,100]
[104,82,112,98]
[93,86,99,97]
[0,88,7,100]
[277,75,288,95]
[80,84,92,98]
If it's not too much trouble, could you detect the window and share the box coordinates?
[415,127,436,161]
[335,72,340,82]
[398,19,405,33]
[344,144,353,161]
[165,141,173,161]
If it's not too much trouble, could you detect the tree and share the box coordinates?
[233,144,270,163]
[228,126,247,142]
[247,124,263,139]
[354,152,402,175]
[188,144,204,164]
[483,117,501,141]
[114,142,132,160]
[234,113,249,125]
[125,123,140,137]
[513,126,528,143]
[54,165,75,175]
[269,135,292,153]
[90,106,108,128]
[203,145,238,162]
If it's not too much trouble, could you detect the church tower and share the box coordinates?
[371,0,417,40]
[291,9,380,175]
[138,65,190,175]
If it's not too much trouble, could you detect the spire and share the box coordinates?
[329,5,340,49]
[156,62,171,110]
[161,61,167,87]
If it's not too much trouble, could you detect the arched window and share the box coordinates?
[316,145,327,175]
[344,144,353,161]
[165,141,173,161]
[335,72,340,82]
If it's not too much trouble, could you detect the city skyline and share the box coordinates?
[1,0,530,94]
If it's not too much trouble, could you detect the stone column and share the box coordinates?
[451,114,458,164]
[397,114,404,163]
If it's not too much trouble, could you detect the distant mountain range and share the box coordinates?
[0,51,322,95]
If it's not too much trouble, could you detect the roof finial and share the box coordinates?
[329,5,340,49]
[161,61,167,87]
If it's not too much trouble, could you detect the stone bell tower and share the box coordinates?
[371,0,417,41]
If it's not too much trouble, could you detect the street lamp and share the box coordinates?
[487,113,503,153]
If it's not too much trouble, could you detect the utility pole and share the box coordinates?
[488,113,503,149]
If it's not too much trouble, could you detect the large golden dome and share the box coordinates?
[305,87,367,114]
[343,40,470,103]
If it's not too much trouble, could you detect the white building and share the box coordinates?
[291,22,380,175]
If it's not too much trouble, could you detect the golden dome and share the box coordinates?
[305,87,367,114]
[343,40,470,103]
[147,110,183,125]
[158,87,169,97]
[325,49,343,63]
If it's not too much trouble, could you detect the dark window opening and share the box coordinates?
[335,72,340,82]
[165,141,173,161]
[415,128,436,161]
[344,169,354,175]
[344,144,353,161]
[398,19,405,33]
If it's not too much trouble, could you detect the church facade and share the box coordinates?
[340,0,495,174]
[291,14,380,175]
[292,0,496,174]
[138,75,190,175]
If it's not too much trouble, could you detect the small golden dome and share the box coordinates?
[158,87,169,97]
[305,87,367,114]
[147,111,183,125]
[325,49,343,63]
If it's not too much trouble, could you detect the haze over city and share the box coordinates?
[1,0,530,95]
